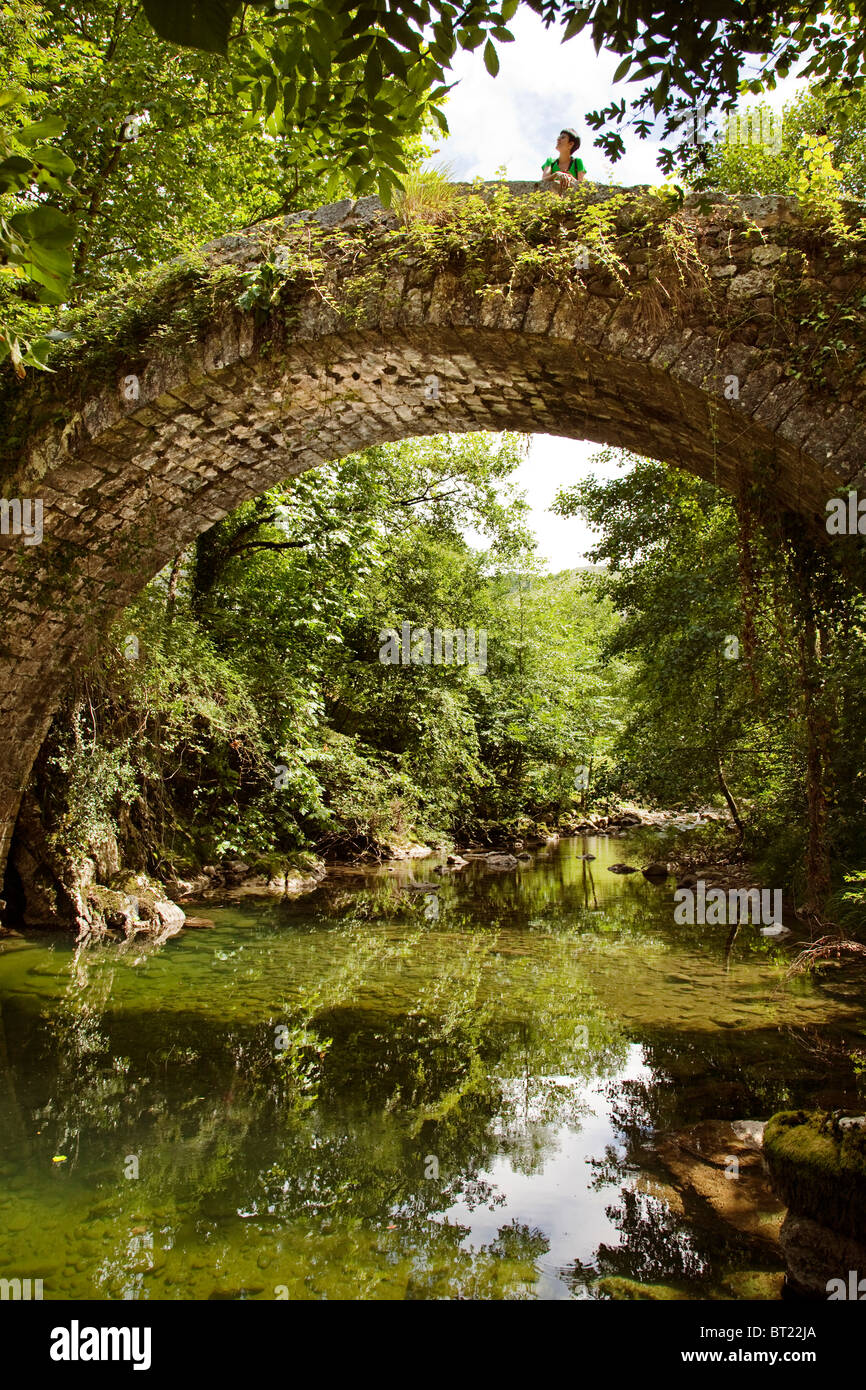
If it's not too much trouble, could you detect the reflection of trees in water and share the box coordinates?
[34,945,138,1162]
[559,1015,847,1298]
[402,1219,550,1301]
[601,1027,848,1152]
[561,1187,709,1298]
[5,910,627,1297]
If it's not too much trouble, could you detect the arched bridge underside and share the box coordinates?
[2,182,866,880]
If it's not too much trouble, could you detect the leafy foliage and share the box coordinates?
[44,430,626,872]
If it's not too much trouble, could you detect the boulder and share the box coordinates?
[779,1211,866,1299]
[485,853,519,870]
[608,863,638,874]
[654,1119,784,1259]
[446,853,468,866]
[103,872,186,945]
[221,858,252,884]
[763,1109,866,1240]
[642,862,670,881]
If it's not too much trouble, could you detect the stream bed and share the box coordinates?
[0,832,863,1300]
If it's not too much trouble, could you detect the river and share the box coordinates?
[0,831,863,1300]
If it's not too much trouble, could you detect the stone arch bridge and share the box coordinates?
[1,181,866,887]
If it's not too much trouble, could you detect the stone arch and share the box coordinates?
[2,184,865,881]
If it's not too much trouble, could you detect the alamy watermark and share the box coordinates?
[50,1323,152,1370]
[1,1277,43,1300]
[827,1270,866,1299]
[673,881,782,925]
[685,102,783,155]
[379,622,487,674]
[826,491,866,535]
[0,498,43,545]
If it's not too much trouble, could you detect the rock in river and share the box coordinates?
[653,1118,784,1259]
[762,1108,866,1293]
[485,853,519,870]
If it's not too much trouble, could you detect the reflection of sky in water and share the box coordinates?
[0,832,863,1300]
[435,1045,650,1298]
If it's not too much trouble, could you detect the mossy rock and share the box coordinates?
[108,870,165,898]
[595,1276,688,1300]
[87,886,135,918]
[763,1110,866,1240]
[720,1270,785,1300]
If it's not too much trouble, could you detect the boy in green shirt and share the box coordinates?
[541,128,586,192]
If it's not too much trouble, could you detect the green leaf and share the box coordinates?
[483,39,499,76]
[365,50,383,98]
[29,145,76,176]
[140,0,242,54]
[613,56,632,82]
[0,155,35,194]
[563,12,589,40]
[17,116,66,146]
[380,10,419,53]
[10,205,76,247]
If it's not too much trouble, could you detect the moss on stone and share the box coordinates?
[721,1270,785,1300]
[763,1109,866,1239]
[595,1275,688,1300]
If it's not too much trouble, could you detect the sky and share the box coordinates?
[430,8,803,569]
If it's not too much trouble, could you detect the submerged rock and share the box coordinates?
[778,1211,866,1299]
[654,1119,784,1259]
[608,863,638,874]
[595,1276,688,1300]
[642,861,670,881]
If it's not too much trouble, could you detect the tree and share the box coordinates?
[679,85,866,199]
[0,0,438,369]
[133,1,866,171]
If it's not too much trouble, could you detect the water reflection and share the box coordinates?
[0,834,863,1300]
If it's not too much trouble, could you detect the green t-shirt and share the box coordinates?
[542,154,585,178]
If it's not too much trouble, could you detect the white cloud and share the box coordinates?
[430,8,666,187]
[430,8,810,189]
[436,9,809,569]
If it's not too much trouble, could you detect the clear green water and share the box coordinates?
[1,833,864,1301]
